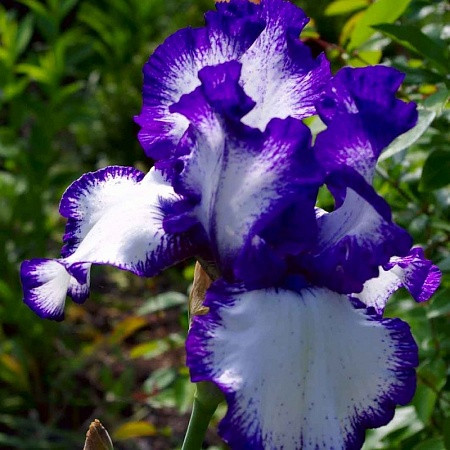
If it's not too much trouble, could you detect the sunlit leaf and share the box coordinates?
[129,339,170,359]
[325,0,368,17]
[112,421,156,440]
[15,63,49,84]
[348,0,411,50]
[339,11,365,46]
[423,87,449,115]
[15,14,34,57]
[373,23,449,74]
[109,316,147,344]
[348,49,381,67]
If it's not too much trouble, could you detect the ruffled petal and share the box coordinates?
[21,166,195,320]
[21,259,71,321]
[170,61,322,280]
[295,169,412,294]
[135,1,264,159]
[314,66,417,182]
[355,247,441,314]
[135,0,330,158]
[239,0,330,129]
[296,67,416,293]
[187,283,418,450]
[67,263,91,304]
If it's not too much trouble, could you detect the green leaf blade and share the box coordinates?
[420,150,450,191]
[348,0,411,51]
[373,23,449,73]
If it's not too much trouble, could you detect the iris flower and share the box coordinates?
[21,0,441,448]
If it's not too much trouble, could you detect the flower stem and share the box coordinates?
[181,397,215,450]
[181,382,224,450]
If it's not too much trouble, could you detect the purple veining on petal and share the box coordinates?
[239,0,330,129]
[60,166,145,258]
[21,166,197,320]
[168,61,322,281]
[385,247,442,303]
[135,3,264,159]
[135,0,330,159]
[294,167,411,294]
[187,282,418,450]
[355,247,441,314]
[58,166,195,278]
[67,265,91,304]
[20,259,69,321]
[314,66,417,182]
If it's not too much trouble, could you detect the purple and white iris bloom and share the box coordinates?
[21,0,441,448]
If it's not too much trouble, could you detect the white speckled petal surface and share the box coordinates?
[187,283,418,449]
[21,166,193,320]
[355,247,441,314]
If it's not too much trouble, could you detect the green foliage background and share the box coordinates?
[0,0,448,448]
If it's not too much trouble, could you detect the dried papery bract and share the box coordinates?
[189,262,212,321]
[83,419,114,450]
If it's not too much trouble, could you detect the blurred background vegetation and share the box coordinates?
[0,0,448,448]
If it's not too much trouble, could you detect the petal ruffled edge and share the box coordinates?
[21,166,196,320]
[135,1,264,159]
[355,247,441,314]
[294,168,412,294]
[187,282,418,450]
[169,61,322,282]
[136,0,331,158]
[314,66,417,182]
[239,0,331,129]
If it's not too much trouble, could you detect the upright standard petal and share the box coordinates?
[187,283,418,450]
[21,166,195,320]
[355,247,441,314]
[315,66,417,182]
[239,0,330,129]
[294,169,412,294]
[298,67,417,293]
[170,61,322,281]
[135,0,330,159]
[135,1,264,159]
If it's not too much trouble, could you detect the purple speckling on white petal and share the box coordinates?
[187,282,418,450]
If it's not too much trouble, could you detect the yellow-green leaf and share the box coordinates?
[373,23,449,74]
[109,316,147,344]
[325,0,368,17]
[348,49,382,67]
[340,11,365,46]
[348,0,411,51]
[113,421,157,440]
[129,339,169,359]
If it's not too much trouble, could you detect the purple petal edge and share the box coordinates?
[186,282,418,450]
[386,247,442,303]
[20,259,66,321]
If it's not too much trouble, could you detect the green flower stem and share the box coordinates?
[181,382,224,450]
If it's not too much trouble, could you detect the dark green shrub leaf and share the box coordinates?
[419,150,450,191]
